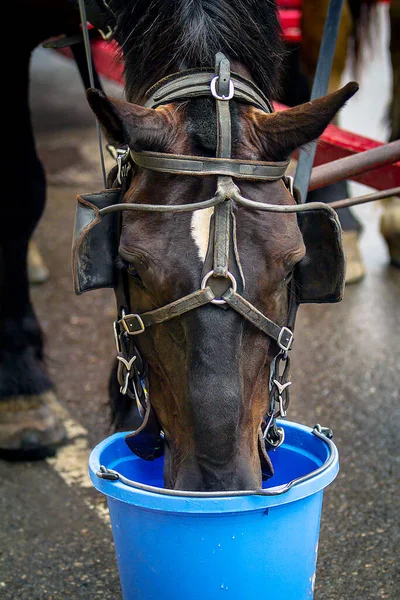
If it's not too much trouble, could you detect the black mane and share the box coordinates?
[110,0,283,101]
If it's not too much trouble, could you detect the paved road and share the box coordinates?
[0,32,399,600]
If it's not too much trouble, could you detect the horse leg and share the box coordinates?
[300,0,365,283]
[0,48,66,459]
[380,0,400,267]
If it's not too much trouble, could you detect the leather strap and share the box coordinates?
[213,200,231,277]
[144,69,273,113]
[213,55,233,277]
[99,189,225,215]
[130,151,289,180]
[222,289,294,351]
[118,284,293,353]
[215,56,232,158]
[119,287,216,334]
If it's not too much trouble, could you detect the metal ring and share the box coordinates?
[210,76,235,101]
[265,426,285,449]
[201,270,237,305]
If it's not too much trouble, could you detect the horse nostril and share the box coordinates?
[284,269,294,284]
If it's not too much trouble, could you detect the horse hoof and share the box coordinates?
[28,240,49,284]
[0,391,67,460]
[380,198,400,268]
[342,230,366,284]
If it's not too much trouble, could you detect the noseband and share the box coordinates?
[104,54,342,474]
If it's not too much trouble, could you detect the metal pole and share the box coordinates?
[309,140,400,191]
[294,0,345,202]
[329,186,400,210]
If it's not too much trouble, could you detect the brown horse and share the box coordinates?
[2,0,356,491]
[81,0,359,491]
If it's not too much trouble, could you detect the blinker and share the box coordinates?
[296,209,345,303]
[72,190,120,294]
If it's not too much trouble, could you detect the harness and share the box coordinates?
[72,54,346,477]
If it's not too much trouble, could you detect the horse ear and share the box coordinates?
[86,88,174,151]
[249,82,359,161]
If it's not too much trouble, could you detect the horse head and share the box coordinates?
[85,78,357,491]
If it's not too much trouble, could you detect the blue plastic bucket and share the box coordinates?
[89,421,338,600]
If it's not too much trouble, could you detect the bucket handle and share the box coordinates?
[96,425,337,498]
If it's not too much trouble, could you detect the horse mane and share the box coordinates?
[109,0,284,101]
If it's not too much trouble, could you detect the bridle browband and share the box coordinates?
[108,54,341,470]
[130,151,290,180]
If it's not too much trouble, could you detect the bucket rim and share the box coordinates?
[88,421,339,514]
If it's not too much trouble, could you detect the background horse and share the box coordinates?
[0,1,390,489]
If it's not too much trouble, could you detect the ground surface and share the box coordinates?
[0,10,399,599]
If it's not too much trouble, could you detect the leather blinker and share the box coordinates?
[72,189,121,295]
[295,209,345,304]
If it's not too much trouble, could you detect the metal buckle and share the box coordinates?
[210,76,235,101]
[120,314,146,335]
[277,327,293,352]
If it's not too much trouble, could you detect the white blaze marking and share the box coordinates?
[190,207,214,262]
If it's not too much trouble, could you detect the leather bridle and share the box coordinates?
[107,54,342,473]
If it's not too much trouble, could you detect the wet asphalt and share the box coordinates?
[0,47,399,600]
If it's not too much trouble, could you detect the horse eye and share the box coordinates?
[119,257,145,287]
[128,265,144,286]
[284,270,294,284]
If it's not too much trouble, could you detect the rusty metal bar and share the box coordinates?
[309,140,400,191]
[329,186,400,210]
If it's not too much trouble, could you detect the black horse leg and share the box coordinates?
[0,49,66,459]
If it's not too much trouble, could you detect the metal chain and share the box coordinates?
[113,311,149,417]
[263,352,292,449]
